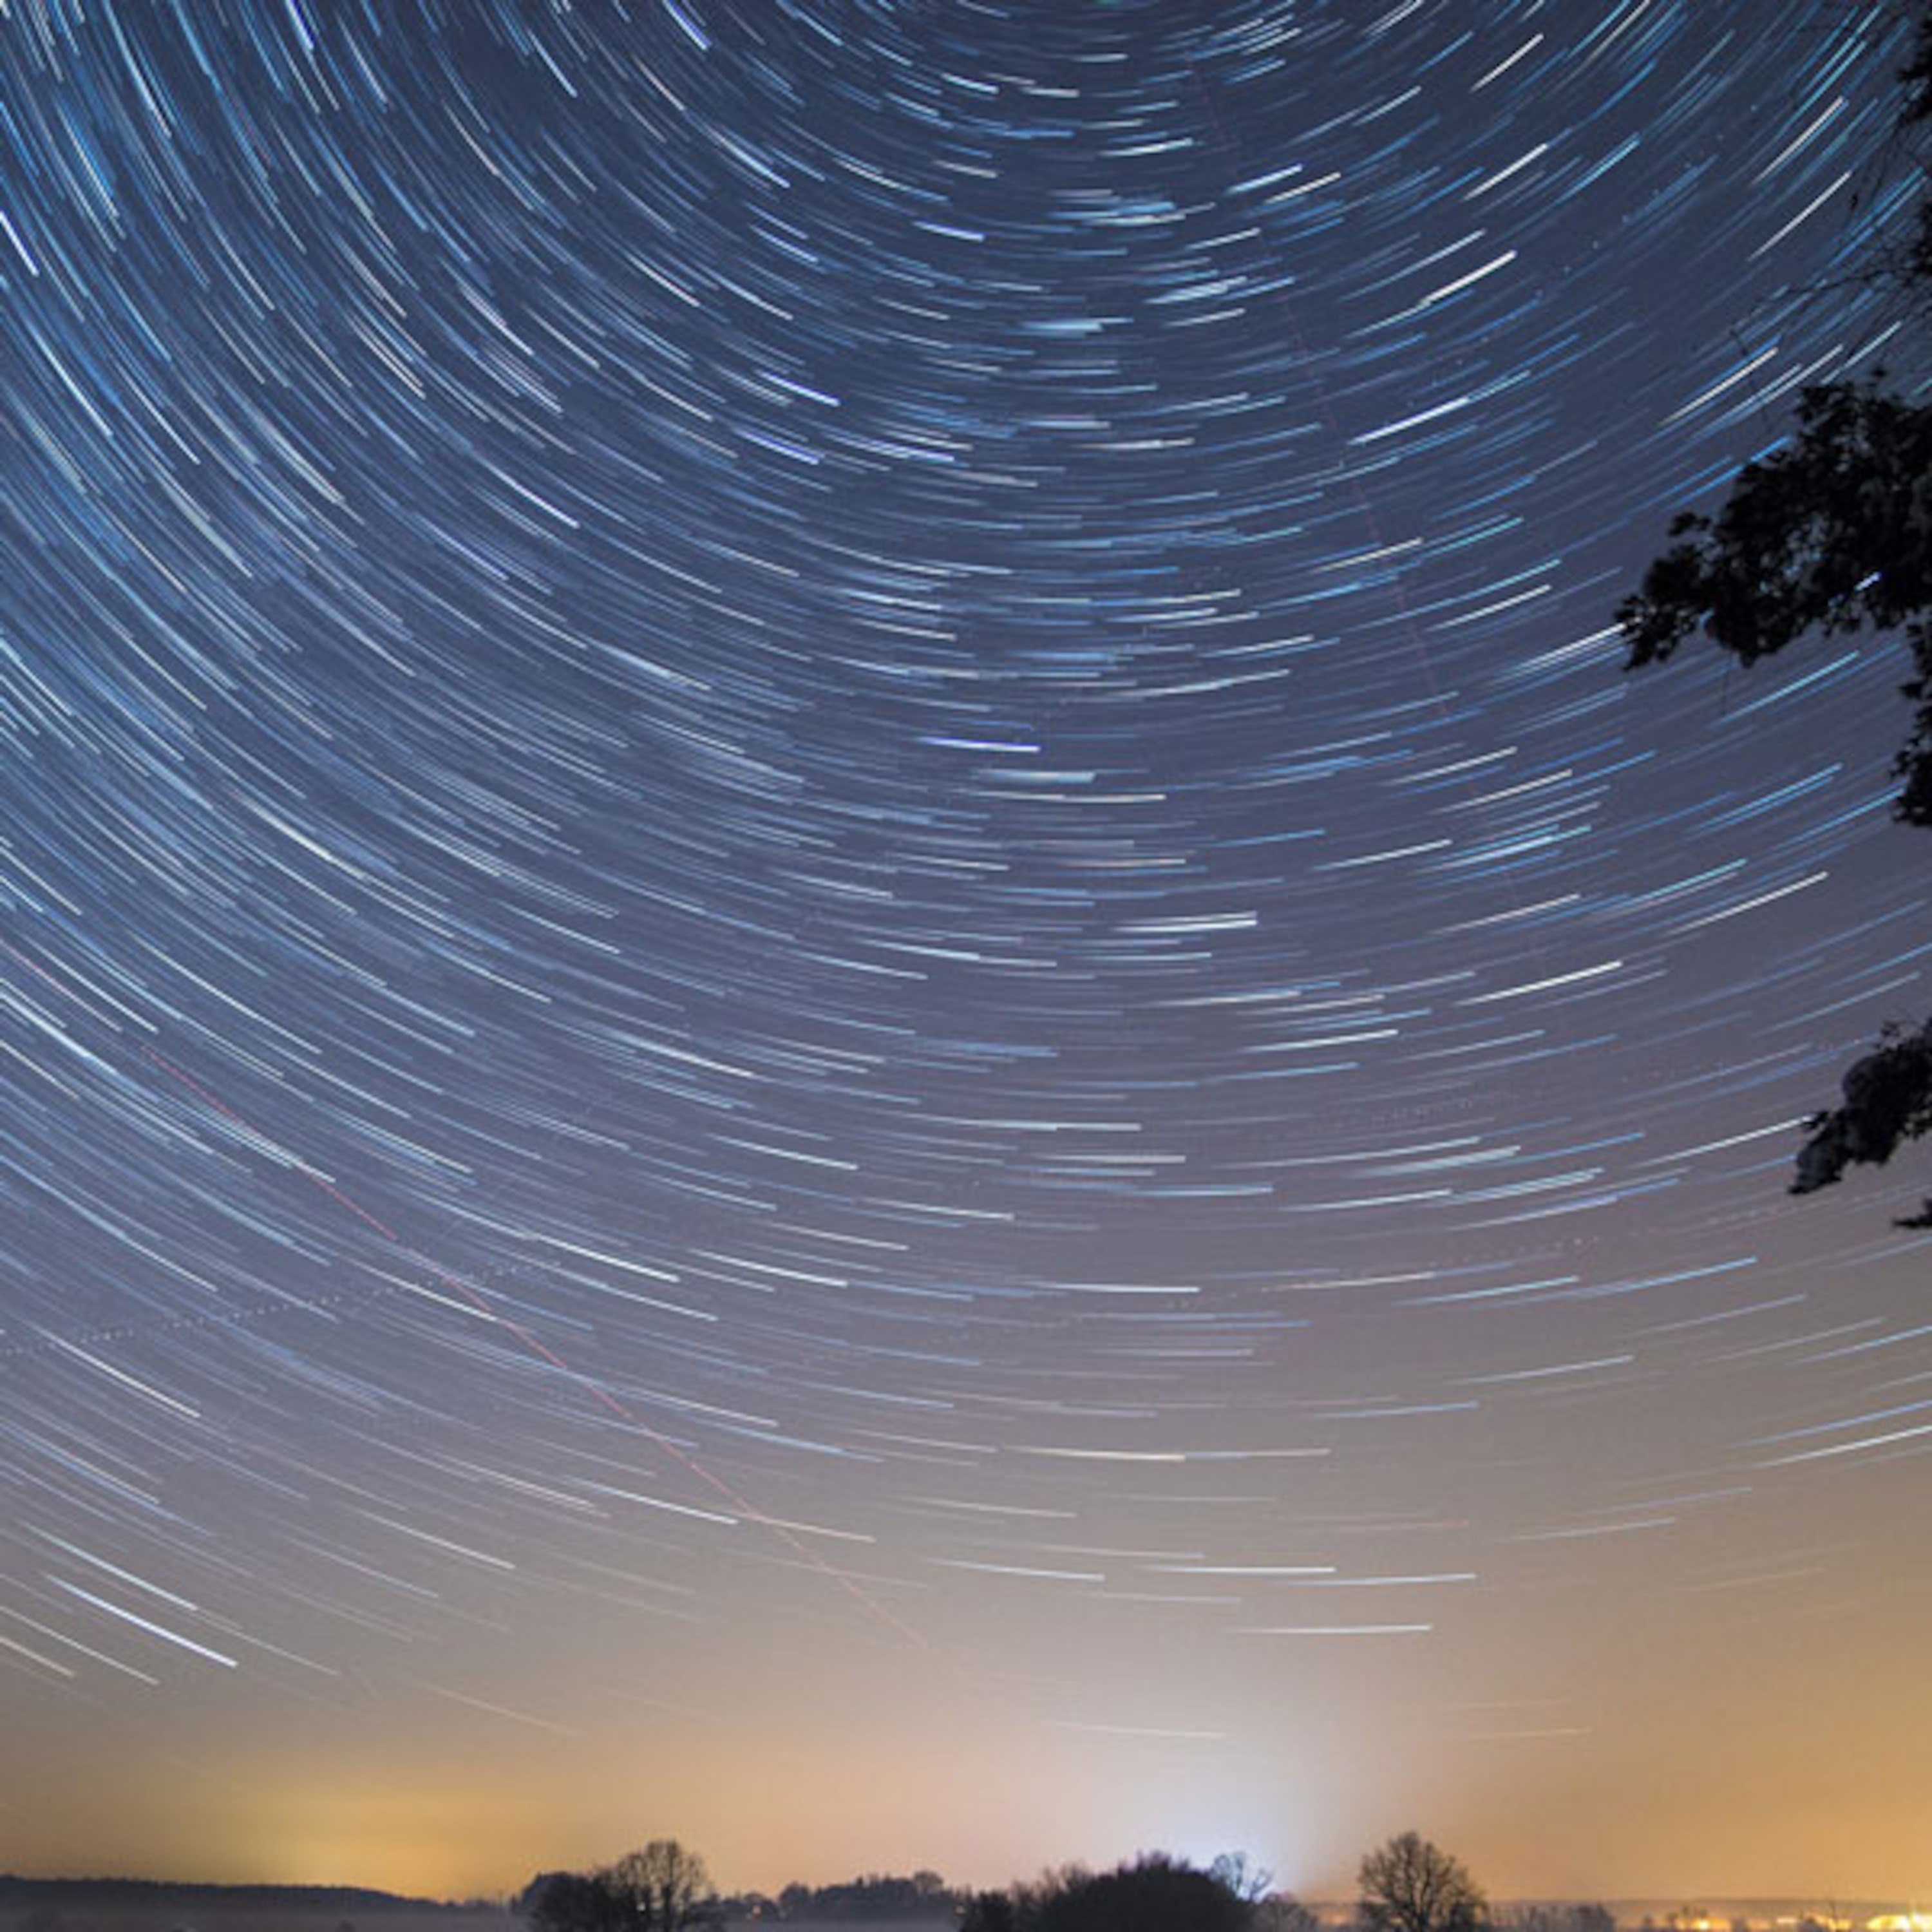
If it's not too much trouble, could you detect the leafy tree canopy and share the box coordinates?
[1620,4,1932,1222]
[961,1853,1256,1932]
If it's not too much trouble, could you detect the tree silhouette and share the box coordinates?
[518,1845,717,1932]
[1620,3,1932,1224]
[1039,1856,1255,1932]
[520,1873,620,1932]
[600,1842,718,1932]
[961,1854,1256,1932]
[960,1893,1022,1932]
[1356,1833,1486,1932]
[1209,1853,1275,1907]
[1260,1899,1321,1932]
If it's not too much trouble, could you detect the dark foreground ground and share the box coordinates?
[3,1918,948,1932]
[3,1883,1918,1932]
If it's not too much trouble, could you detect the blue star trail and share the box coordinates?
[0,0,1926,1891]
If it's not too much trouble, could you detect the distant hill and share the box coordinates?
[0,1877,482,1912]
[0,1877,511,1932]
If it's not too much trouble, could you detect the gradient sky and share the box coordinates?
[2,0,1929,1907]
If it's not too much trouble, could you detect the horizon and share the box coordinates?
[4,1874,1929,1917]
[8,1824,1932,1911]
[1,0,1927,1907]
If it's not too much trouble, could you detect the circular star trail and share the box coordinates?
[0,0,1926,1896]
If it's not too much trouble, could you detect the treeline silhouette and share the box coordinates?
[766,1875,955,1920]
[518,1830,1621,1932]
[523,1856,963,1931]
[956,1852,1255,1932]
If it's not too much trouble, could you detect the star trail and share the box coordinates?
[1,0,1927,1902]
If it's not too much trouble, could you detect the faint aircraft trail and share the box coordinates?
[130,1030,935,1654]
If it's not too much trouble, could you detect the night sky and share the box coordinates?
[3,0,1929,1904]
